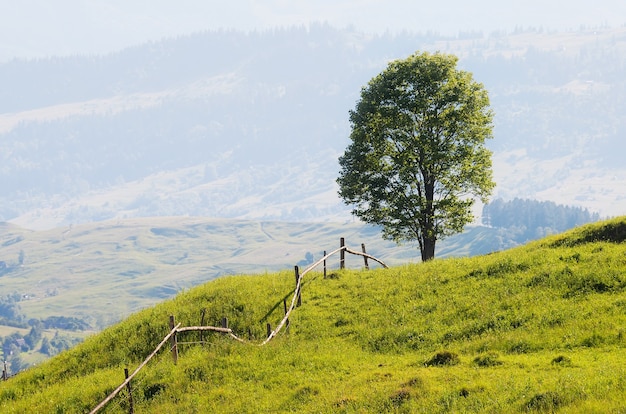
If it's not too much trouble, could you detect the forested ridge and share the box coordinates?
[1,25,625,226]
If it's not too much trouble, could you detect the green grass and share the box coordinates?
[0,217,505,331]
[2,217,626,412]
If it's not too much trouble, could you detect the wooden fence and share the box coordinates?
[1,361,8,381]
[89,238,387,413]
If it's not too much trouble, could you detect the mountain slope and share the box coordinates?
[1,26,626,228]
[1,217,625,412]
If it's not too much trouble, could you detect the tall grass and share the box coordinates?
[1,217,626,413]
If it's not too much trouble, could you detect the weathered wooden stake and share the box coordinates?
[283,298,290,333]
[2,360,7,380]
[361,243,369,270]
[168,315,178,365]
[124,368,135,414]
[266,323,272,338]
[294,265,302,307]
[221,317,229,330]
[340,238,346,269]
[323,250,327,279]
[200,309,206,343]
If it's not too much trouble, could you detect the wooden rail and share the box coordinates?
[344,246,388,269]
[262,243,387,345]
[89,322,181,414]
[90,239,387,412]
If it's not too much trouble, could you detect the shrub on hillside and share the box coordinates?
[424,351,459,366]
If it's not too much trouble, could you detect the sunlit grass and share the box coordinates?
[2,217,626,412]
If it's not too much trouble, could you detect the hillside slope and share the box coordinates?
[1,217,626,412]
[0,217,513,331]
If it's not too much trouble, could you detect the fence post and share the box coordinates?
[124,368,135,414]
[340,238,345,269]
[323,250,327,279]
[294,265,302,307]
[200,309,206,343]
[266,323,272,338]
[283,299,290,333]
[2,360,7,380]
[361,243,369,270]
[169,315,178,365]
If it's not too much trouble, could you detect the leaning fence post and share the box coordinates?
[169,315,178,365]
[340,238,345,269]
[323,250,327,279]
[266,323,272,338]
[283,299,290,333]
[361,243,369,270]
[200,309,206,343]
[294,265,302,307]
[124,368,135,414]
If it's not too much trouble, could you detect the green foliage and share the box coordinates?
[483,197,600,243]
[1,218,626,412]
[0,295,25,328]
[472,353,503,367]
[41,316,91,331]
[23,321,43,349]
[424,351,460,366]
[338,51,495,261]
[523,391,566,412]
[45,332,82,357]
[551,355,572,366]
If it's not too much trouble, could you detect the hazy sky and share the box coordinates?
[2,0,625,61]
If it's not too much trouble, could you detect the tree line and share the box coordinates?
[0,294,91,330]
[482,198,600,241]
[1,324,81,375]
[0,294,90,374]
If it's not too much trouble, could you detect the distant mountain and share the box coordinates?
[3,1,625,62]
[1,25,625,230]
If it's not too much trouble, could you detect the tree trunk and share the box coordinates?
[421,237,436,261]
[421,178,436,261]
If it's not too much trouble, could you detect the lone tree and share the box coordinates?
[337,52,495,261]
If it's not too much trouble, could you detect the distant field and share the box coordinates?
[0,323,96,367]
[0,217,505,331]
[0,218,407,329]
[0,325,28,337]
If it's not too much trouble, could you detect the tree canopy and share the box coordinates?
[337,51,495,261]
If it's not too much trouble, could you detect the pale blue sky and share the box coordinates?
[1,0,624,61]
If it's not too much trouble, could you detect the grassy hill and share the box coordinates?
[2,217,626,412]
[0,217,511,331]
